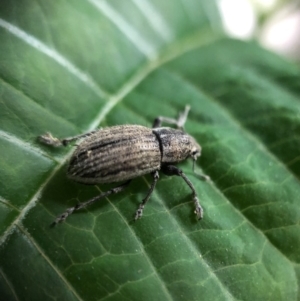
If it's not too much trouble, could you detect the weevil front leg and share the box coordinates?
[39,130,98,147]
[161,165,203,220]
[135,171,159,220]
[53,180,131,225]
[152,105,190,129]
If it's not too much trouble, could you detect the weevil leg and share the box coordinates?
[134,171,159,220]
[52,180,131,225]
[39,130,98,147]
[152,105,190,129]
[161,165,203,220]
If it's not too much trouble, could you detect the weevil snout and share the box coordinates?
[190,137,201,161]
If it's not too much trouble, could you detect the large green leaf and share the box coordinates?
[0,1,300,301]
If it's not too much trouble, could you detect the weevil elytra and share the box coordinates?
[39,106,209,224]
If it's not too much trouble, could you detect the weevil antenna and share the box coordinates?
[192,159,211,182]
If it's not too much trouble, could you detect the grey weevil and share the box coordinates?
[39,106,209,225]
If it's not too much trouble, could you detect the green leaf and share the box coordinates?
[0,1,300,301]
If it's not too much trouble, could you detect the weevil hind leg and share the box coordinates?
[134,171,159,220]
[39,130,98,147]
[152,105,190,129]
[161,165,203,220]
[52,180,131,225]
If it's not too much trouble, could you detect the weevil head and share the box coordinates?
[154,128,201,163]
[189,136,202,161]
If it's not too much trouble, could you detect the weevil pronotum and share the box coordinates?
[39,106,209,225]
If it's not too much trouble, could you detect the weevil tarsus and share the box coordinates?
[39,130,97,147]
[134,170,159,220]
[161,164,203,220]
[152,105,190,129]
[53,180,131,225]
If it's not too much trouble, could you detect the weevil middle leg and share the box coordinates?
[161,165,203,220]
[134,170,159,220]
[53,180,131,225]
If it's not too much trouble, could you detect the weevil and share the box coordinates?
[39,106,209,224]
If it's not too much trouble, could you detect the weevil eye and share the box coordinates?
[191,148,200,160]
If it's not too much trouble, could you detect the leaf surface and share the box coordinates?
[0,1,299,301]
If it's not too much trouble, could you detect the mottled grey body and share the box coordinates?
[39,105,208,225]
[68,125,160,184]
[68,125,199,184]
